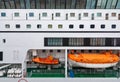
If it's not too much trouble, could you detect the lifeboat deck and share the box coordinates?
[68,67,120,78]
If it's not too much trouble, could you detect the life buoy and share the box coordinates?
[18,78,28,82]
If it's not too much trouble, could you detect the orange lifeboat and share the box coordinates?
[32,55,59,65]
[68,51,119,68]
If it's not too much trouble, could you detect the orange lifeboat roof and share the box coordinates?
[32,55,59,65]
[68,52,119,64]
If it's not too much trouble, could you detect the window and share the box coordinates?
[26,24,31,28]
[3,39,6,43]
[97,13,102,17]
[111,24,116,29]
[42,50,46,53]
[29,12,34,17]
[70,13,75,17]
[56,13,60,17]
[57,50,61,53]
[1,12,6,17]
[66,14,68,20]
[83,13,88,17]
[79,24,84,29]
[90,24,95,29]
[0,52,3,61]
[48,24,52,28]
[16,24,20,28]
[37,24,42,29]
[118,14,120,20]
[91,13,94,20]
[101,24,105,29]
[105,13,109,20]
[50,50,53,52]
[111,13,116,17]
[58,24,63,29]
[42,12,47,17]
[79,14,81,20]
[14,12,19,17]
[5,24,10,28]
[69,24,74,29]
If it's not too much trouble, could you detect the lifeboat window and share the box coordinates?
[5,24,10,28]
[26,24,31,29]
[69,24,74,29]
[1,12,6,17]
[90,24,95,29]
[111,24,116,29]
[101,24,105,29]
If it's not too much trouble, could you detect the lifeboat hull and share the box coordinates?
[32,56,59,65]
[68,59,118,68]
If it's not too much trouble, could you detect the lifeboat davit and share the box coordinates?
[68,51,119,68]
[32,55,59,65]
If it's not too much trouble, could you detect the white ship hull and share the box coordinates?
[68,59,118,68]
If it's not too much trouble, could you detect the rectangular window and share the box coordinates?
[101,24,105,29]
[42,12,47,17]
[112,13,116,17]
[97,13,102,17]
[26,24,31,28]
[45,38,120,47]
[14,12,19,17]
[56,13,60,17]
[58,24,63,29]
[37,24,42,29]
[0,52,3,61]
[79,24,84,29]
[90,24,95,29]
[48,24,52,28]
[83,13,88,17]
[111,24,116,29]
[1,12,6,17]
[69,24,74,29]
[5,24,10,28]
[70,13,75,17]
[16,24,20,28]
[29,12,34,17]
